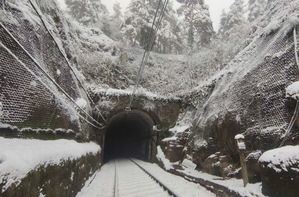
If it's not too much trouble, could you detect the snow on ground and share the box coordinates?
[259,145,299,172]
[162,135,178,142]
[181,159,197,170]
[156,146,173,170]
[286,81,299,99]
[169,124,190,134]
[75,98,88,109]
[76,163,115,197]
[0,137,101,192]
[162,111,192,142]
[178,167,265,197]
[78,160,215,197]
[134,159,216,197]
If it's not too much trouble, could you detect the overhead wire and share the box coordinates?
[128,0,164,109]
[128,0,169,109]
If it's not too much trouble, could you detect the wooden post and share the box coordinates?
[235,134,249,187]
[239,151,249,187]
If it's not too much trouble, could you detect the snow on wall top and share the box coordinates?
[0,137,101,192]
[90,85,181,101]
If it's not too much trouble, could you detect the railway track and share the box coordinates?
[113,159,180,197]
[77,159,215,197]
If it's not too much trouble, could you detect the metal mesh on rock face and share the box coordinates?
[0,0,92,134]
[193,27,299,152]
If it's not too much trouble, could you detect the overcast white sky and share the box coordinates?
[57,0,247,30]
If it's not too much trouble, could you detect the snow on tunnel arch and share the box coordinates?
[103,110,154,162]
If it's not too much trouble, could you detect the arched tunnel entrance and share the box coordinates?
[103,110,155,163]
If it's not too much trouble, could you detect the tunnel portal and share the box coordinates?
[103,110,154,162]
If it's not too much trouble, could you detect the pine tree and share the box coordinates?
[248,0,267,22]
[65,0,94,26]
[218,0,246,35]
[218,10,227,35]
[91,0,108,17]
[121,0,147,47]
[122,0,182,53]
[113,1,122,18]
[177,0,214,49]
[218,9,227,34]
[66,0,109,28]
[108,2,123,40]
[154,1,183,53]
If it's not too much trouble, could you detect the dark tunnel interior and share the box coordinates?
[103,110,154,162]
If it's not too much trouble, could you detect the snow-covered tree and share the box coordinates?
[219,10,228,33]
[107,2,123,40]
[248,0,267,22]
[65,0,109,30]
[121,0,148,47]
[177,0,214,49]
[90,0,108,16]
[65,0,93,25]
[113,1,122,19]
[154,1,183,53]
[218,0,246,35]
[122,0,182,53]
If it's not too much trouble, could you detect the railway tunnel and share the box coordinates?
[103,110,155,162]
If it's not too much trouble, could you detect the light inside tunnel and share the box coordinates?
[103,110,154,162]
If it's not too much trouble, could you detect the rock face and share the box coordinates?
[259,146,299,197]
[183,0,299,176]
[160,130,190,163]
[0,2,103,196]
[0,0,97,139]
[202,152,235,178]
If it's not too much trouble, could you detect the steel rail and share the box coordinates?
[130,159,181,197]
[113,160,119,197]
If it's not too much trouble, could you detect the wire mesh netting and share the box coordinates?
[192,25,299,151]
[0,0,97,136]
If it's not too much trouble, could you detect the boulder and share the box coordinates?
[203,152,235,177]
[259,146,299,197]
[246,150,262,183]
[160,127,191,163]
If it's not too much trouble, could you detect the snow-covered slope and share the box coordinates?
[162,0,299,178]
